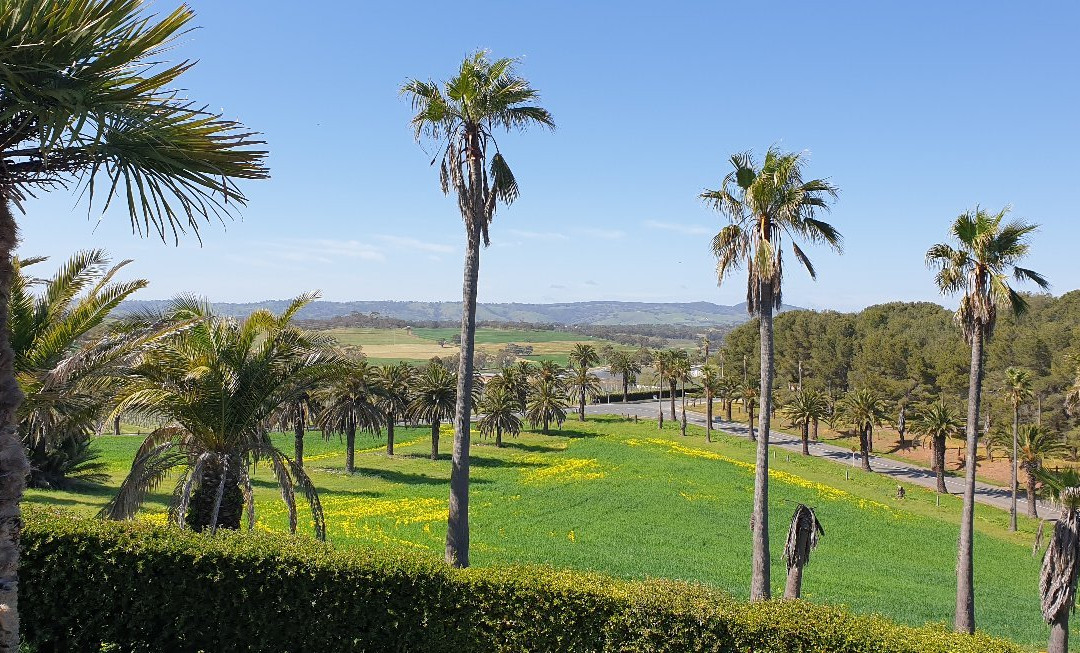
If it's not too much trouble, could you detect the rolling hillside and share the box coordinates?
[119,299,799,326]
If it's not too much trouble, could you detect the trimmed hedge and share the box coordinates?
[22,508,1023,652]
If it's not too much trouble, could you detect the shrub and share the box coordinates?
[21,508,1023,652]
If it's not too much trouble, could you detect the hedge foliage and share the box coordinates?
[22,508,1024,652]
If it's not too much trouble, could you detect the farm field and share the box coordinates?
[322,326,630,366]
[28,416,1061,649]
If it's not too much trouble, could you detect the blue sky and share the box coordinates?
[21,1,1080,311]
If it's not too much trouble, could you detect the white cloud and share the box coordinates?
[643,220,712,236]
[250,239,385,263]
[376,234,454,253]
[574,227,626,240]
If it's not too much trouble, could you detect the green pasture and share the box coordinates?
[26,417,1059,649]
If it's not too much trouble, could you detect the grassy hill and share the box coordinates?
[118,299,788,326]
[28,416,1061,649]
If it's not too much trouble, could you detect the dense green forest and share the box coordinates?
[719,293,1080,437]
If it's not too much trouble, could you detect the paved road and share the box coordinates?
[586,399,1063,520]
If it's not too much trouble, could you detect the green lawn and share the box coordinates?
[27,417,1059,649]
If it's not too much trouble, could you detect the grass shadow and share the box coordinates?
[500,441,565,453]
[470,455,546,470]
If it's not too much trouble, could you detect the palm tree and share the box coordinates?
[507,360,534,412]
[477,384,521,447]
[673,352,692,436]
[608,350,641,403]
[837,389,887,472]
[276,392,319,468]
[700,364,723,442]
[408,362,457,461]
[1037,468,1080,653]
[742,383,759,442]
[782,391,819,455]
[704,147,841,601]
[102,295,334,539]
[718,376,739,422]
[926,205,1047,633]
[525,377,567,435]
[565,365,602,422]
[782,504,824,599]
[655,349,686,421]
[403,51,553,569]
[567,344,600,421]
[568,343,600,371]
[13,251,150,489]
[1017,424,1065,519]
[377,362,414,456]
[0,2,267,639]
[1003,367,1034,531]
[912,400,964,493]
[318,362,384,474]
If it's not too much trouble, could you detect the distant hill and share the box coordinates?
[117,299,799,326]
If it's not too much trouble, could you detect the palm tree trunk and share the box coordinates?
[543,416,549,435]
[956,326,985,634]
[1027,469,1039,519]
[705,393,713,443]
[345,423,356,474]
[812,417,819,442]
[496,424,502,448]
[751,284,774,602]
[784,563,804,599]
[187,459,243,532]
[669,382,676,421]
[860,425,872,471]
[726,400,733,422]
[935,435,947,493]
[431,420,440,461]
[748,404,755,442]
[446,129,488,569]
[386,412,395,456]
[1010,407,1019,531]
[1048,613,1069,653]
[113,414,121,436]
[579,389,586,422]
[622,375,629,403]
[294,417,305,468]
[801,421,809,456]
[0,197,28,651]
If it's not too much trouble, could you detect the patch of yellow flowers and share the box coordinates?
[626,438,892,513]
[518,455,605,483]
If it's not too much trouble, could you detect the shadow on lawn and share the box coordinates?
[346,467,493,487]
[499,441,565,453]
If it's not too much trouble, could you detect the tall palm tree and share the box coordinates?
[673,351,692,436]
[318,362,384,474]
[1017,424,1065,520]
[927,205,1047,633]
[408,362,457,461]
[608,350,641,403]
[1038,468,1080,653]
[656,349,686,421]
[0,1,267,640]
[837,389,887,472]
[13,251,150,488]
[912,400,964,493]
[1003,367,1034,531]
[704,147,841,601]
[377,362,414,456]
[782,503,824,599]
[506,360,534,412]
[403,51,553,569]
[700,364,723,442]
[102,295,334,539]
[525,377,567,435]
[565,365,601,422]
[477,384,521,448]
